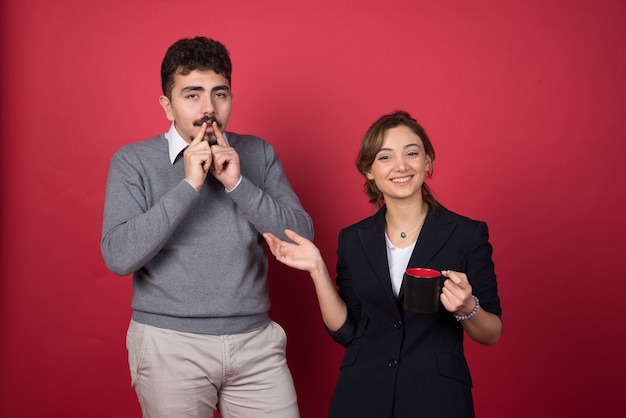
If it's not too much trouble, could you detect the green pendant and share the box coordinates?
[400,232,406,238]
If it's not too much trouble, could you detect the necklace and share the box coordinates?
[399,216,426,239]
[385,203,428,241]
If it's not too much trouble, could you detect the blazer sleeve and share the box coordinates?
[325,228,361,347]
[467,221,502,317]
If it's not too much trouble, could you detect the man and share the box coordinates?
[101,36,313,417]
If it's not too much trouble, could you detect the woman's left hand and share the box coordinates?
[440,270,475,316]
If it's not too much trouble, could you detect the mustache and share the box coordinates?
[193,115,223,128]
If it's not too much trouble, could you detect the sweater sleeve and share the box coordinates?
[100,148,200,276]
[226,140,314,242]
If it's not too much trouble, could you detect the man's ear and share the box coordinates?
[159,96,174,121]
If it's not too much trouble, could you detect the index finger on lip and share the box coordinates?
[211,121,227,146]
[191,122,207,144]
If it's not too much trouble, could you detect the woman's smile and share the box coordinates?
[391,175,413,184]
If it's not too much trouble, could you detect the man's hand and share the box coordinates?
[183,122,213,192]
[208,121,241,190]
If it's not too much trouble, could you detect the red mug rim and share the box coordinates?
[405,267,441,278]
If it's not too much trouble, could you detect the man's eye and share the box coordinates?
[186,94,198,99]
[215,92,227,98]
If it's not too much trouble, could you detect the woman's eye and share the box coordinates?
[377,155,390,161]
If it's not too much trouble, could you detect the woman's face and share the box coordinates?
[366,125,431,203]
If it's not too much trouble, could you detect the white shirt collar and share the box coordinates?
[165,123,188,164]
[164,122,229,164]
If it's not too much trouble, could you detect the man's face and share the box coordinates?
[159,69,232,144]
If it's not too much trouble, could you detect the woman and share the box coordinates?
[264,110,503,418]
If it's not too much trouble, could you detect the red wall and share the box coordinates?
[1,1,625,417]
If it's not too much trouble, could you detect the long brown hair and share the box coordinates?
[355,110,439,209]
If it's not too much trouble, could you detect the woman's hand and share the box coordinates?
[440,270,502,346]
[263,229,323,274]
[265,229,348,332]
[440,270,475,316]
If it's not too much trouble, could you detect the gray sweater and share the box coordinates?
[101,132,314,334]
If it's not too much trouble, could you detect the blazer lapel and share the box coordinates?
[355,206,457,307]
[356,208,397,304]
[397,208,456,302]
[408,208,456,268]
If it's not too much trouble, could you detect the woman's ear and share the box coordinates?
[425,156,433,177]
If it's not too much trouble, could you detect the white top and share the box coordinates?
[385,233,417,297]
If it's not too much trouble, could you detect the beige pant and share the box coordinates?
[126,320,300,418]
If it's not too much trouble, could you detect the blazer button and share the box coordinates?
[393,320,402,329]
[388,359,399,368]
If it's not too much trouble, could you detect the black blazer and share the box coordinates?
[326,205,502,418]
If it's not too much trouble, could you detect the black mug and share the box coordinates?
[403,268,444,313]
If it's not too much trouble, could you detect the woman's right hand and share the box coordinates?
[263,229,323,274]
[266,229,348,332]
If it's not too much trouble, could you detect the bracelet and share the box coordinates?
[454,295,480,321]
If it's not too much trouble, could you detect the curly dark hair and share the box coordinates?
[355,110,439,210]
[161,36,232,99]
